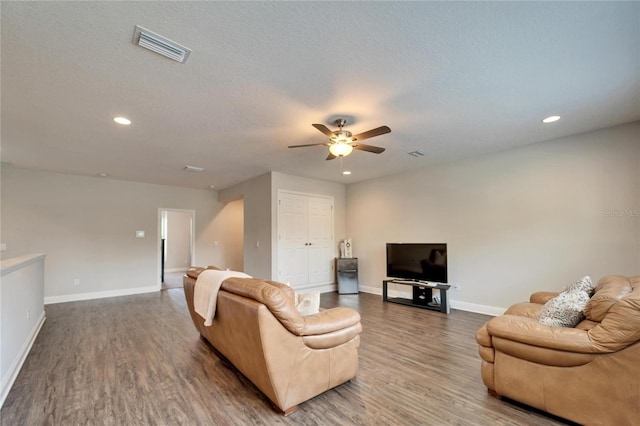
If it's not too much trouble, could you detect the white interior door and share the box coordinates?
[278,193,308,286]
[307,197,333,285]
[277,192,334,288]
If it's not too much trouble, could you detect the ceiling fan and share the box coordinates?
[288,119,391,160]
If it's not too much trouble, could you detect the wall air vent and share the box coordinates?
[408,150,426,157]
[133,25,191,63]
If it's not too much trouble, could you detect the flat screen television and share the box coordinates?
[386,243,447,283]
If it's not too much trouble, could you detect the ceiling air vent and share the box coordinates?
[408,150,426,157]
[133,25,191,63]
[184,165,205,172]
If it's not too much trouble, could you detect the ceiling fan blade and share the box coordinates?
[288,143,330,148]
[312,123,335,137]
[352,125,391,142]
[326,153,337,160]
[354,143,385,154]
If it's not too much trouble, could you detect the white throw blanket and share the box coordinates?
[194,269,251,326]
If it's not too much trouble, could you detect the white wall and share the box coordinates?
[164,210,192,271]
[219,173,272,278]
[1,167,221,302]
[214,198,244,271]
[347,122,640,313]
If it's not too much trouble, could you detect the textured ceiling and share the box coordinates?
[2,2,639,190]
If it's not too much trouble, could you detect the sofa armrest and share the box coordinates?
[486,315,611,354]
[302,323,362,349]
[529,291,558,304]
[302,307,361,336]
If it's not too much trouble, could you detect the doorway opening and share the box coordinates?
[159,209,195,290]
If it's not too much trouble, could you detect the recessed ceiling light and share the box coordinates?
[113,116,131,125]
[342,171,352,175]
[542,115,561,124]
[98,172,109,177]
[209,185,216,189]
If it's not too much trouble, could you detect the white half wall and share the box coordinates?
[347,122,640,313]
[1,167,221,302]
[1,254,46,408]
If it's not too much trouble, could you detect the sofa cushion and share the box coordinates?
[539,277,593,327]
[295,291,320,316]
[276,282,319,316]
[504,302,543,319]
[584,275,633,322]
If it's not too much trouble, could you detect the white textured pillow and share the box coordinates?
[561,275,594,294]
[539,277,593,327]
[295,291,320,316]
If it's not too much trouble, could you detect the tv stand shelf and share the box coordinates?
[383,280,451,314]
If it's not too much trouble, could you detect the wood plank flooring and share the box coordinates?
[1,289,573,425]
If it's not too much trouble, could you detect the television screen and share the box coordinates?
[386,243,447,283]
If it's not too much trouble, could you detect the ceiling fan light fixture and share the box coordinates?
[329,143,354,157]
[331,130,353,143]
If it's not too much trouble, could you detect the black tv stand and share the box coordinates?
[383,280,451,314]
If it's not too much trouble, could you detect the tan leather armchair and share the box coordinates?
[476,275,640,425]
[183,268,362,415]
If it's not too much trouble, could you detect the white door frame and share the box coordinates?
[157,208,196,290]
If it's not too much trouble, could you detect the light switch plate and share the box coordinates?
[136,231,145,238]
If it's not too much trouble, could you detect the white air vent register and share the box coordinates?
[133,25,191,63]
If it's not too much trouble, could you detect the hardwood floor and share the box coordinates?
[162,271,185,290]
[1,289,573,425]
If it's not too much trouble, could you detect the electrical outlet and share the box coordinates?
[74,278,80,286]
[0,243,6,251]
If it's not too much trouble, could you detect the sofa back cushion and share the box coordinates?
[584,275,634,322]
[585,275,640,350]
[221,277,306,335]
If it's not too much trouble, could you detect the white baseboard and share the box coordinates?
[358,286,504,317]
[44,285,158,305]
[450,301,505,316]
[358,284,383,295]
[1,311,46,409]
[293,282,337,294]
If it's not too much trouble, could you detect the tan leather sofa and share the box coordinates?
[183,267,362,415]
[476,275,640,425]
